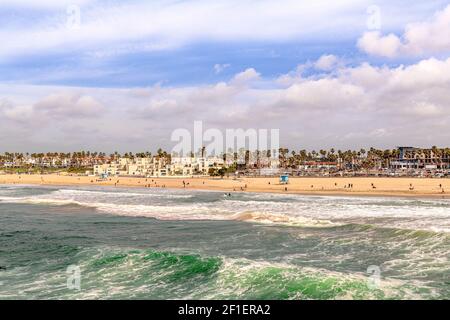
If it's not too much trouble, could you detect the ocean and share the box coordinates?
[0,184,448,299]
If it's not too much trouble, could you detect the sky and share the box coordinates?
[1,0,450,153]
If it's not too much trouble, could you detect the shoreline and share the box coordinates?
[1,174,449,199]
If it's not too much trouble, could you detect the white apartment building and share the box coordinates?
[94,163,122,176]
[94,157,168,177]
[171,157,225,175]
[94,156,225,177]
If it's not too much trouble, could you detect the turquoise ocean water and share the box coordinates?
[0,184,448,299]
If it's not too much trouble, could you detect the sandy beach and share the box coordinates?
[1,174,449,198]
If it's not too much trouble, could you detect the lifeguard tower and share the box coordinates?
[279,174,289,185]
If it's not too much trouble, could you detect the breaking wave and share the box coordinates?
[0,186,449,232]
[0,248,435,299]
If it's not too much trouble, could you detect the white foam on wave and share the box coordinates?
[206,256,428,300]
[0,194,335,227]
[1,186,449,232]
[230,211,336,226]
[56,188,194,199]
[0,195,98,208]
[91,202,334,227]
[221,197,450,232]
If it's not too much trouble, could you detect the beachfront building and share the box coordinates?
[94,163,122,176]
[119,157,169,177]
[93,156,225,177]
[245,157,281,176]
[298,161,339,171]
[390,147,450,170]
[94,158,154,177]
[291,161,339,176]
[170,157,225,176]
[169,160,194,176]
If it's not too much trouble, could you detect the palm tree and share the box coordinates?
[360,148,366,158]
[319,149,327,159]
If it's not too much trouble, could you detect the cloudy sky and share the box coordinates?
[1,0,450,152]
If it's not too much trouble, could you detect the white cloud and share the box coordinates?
[1,93,104,124]
[0,0,373,59]
[357,31,402,58]
[370,128,389,138]
[2,58,450,151]
[0,100,34,122]
[314,54,340,71]
[0,0,92,8]
[34,93,104,118]
[231,68,261,84]
[409,102,443,117]
[358,5,450,57]
[214,64,231,74]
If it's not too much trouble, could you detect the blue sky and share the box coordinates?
[0,0,446,87]
[1,0,450,152]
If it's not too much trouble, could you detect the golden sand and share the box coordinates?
[1,174,449,198]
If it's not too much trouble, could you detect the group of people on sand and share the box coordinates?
[143,178,165,188]
[234,183,249,192]
[139,178,446,194]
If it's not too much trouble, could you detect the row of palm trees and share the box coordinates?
[277,147,397,168]
[278,147,450,169]
[0,151,158,162]
[2,147,450,169]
